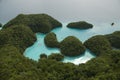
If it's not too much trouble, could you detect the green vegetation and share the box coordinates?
[0,24,36,53]
[0,23,2,27]
[3,14,62,33]
[60,36,86,56]
[67,21,93,29]
[40,53,47,59]
[0,16,120,80]
[84,35,111,56]
[1,45,120,80]
[44,32,59,48]
[106,31,120,49]
[0,45,40,80]
[48,53,64,61]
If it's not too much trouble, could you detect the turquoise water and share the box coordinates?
[24,22,120,65]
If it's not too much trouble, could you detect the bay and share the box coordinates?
[24,22,120,65]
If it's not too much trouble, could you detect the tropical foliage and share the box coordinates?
[3,14,62,33]
[48,53,64,61]
[0,23,2,27]
[67,21,93,29]
[40,53,47,59]
[0,24,36,53]
[0,16,120,80]
[60,36,86,56]
[106,31,120,49]
[84,35,111,56]
[44,32,59,48]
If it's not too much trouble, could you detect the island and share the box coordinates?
[0,23,2,27]
[67,21,93,29]
[44,32,59,48]
[3,14,62,33]
[106,31,120,49]
[60,36,86,56]
[84,35,112,56]
[111,23,114,26]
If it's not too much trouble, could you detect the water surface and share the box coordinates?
[24,22,120,65]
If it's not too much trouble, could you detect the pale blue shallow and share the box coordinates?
[24,22,120,65]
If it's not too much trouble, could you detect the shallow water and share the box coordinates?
[24,22,120,65]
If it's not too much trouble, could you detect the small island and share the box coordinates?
[111,23,114,26]
[84,35,111,56]
[0,23,2,27]
[44,32,59,48]
[67,21,93,29]
[60,36,86,56]
[3,14,62,33]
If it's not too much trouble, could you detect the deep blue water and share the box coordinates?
[24,22,120,65]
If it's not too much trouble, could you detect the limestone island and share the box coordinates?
[106,31,120,49]
[44,32,59,48]
[0,23,2,27]
[3,14,62,33]
[60,36,86,56]
[84,35,112,56]
[111,23,114,26]
[67,21,93,29]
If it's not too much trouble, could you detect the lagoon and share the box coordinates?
[24,22,120,65]
[0,0,120,64]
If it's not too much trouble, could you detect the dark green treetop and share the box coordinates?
[0,24,36,53]
[67,21,93,29]
[84,35,112,56]
[44,32,59,48]
[3,14,62,33]
[106,31,120,49]
[60,36,86,56]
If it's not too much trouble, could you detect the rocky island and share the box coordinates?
[3,14,62,33]
[0,23,2,27]
[44,32,59,48]
[106,31,120,49]
[84,35,111,56]
[67,21,93,29]
[60,36,86,56]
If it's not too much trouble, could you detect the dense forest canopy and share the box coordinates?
[84,35,112,56]
[60,36,86,56]
[0,23,2,27]
[0,14,120,80]
[44,32,59,48]
[3,14,62,33]
[67,21,93,29]
[0,24,36,53]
